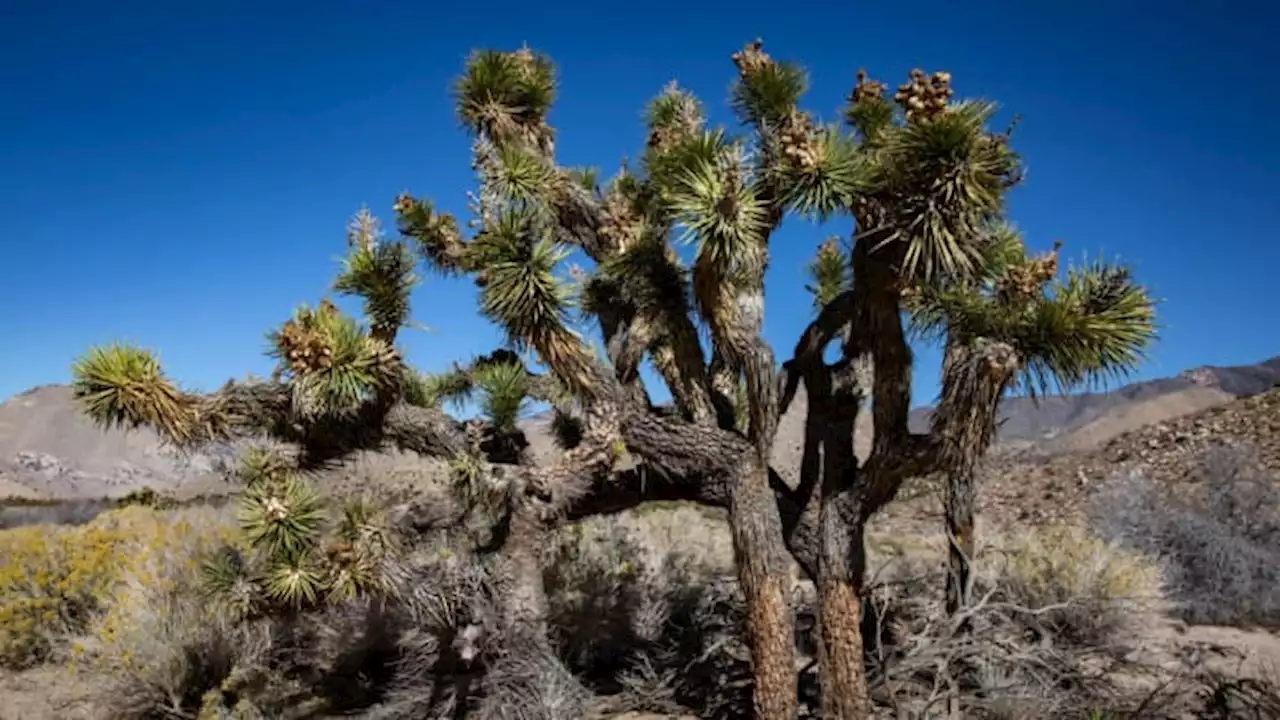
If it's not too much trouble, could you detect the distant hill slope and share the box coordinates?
[947,355,1280,446]
[979,383,1280,529]
[0,385,233,500]
[2,355,1277,500]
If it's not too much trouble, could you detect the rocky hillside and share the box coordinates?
[2,355,1277,501]
[979,385,1280,528]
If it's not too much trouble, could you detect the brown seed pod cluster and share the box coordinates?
[779,108,819,172]
[276,300,339,375]
[849,69,887,105]
[731,38,772,77]
[895,69,953,123]
[815,237,841,263]
[997,240,1062,300]
[392,192,415,215]
[322,536,357,567]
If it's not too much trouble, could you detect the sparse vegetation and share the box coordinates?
[1091,444,1280,628]
[0,505,233,670]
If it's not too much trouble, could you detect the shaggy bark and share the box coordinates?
[814,365,873,719]
[178,379,467,464]
[481,401,627,695]
[733,459,802,719]
[618,382,799,718]
[932,339,1018,617]
[561,140,804,715]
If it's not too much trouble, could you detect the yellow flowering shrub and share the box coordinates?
[0,503,237,669]
[0,517,129,667]
[72,505,238,664]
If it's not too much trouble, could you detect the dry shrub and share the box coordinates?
[540,506,762,718]
[62,499,414,719]
[1194,672,1280,719]
[1090,445,1280,627]
[543,506,730,680]
[986,522,1168,648]
[368,539,502,720]
[476,645,592,720]
[860,522,1173,718]
[64,504,245,716]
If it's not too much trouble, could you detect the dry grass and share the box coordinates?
[856,521,1178,718]
[66,504,246,717]
[985,523,1168,648]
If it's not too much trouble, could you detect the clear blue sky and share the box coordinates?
[2,1,1277,408]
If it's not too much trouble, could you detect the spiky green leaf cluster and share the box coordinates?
[805,237,850,309]
[454,48,556,148]
[333,208,420,341]
[665,140,767,269]
[475,222,573,351]
[470,360,532,431]
[595,235,691,321]
[1019,261,1157,394]
[480,143,558,210]
[843,76,896,144]
[324,498,406,602]
[267,301,402,419]
[910,238,1156,396]
[414,365,475,410]
[200,546,262,620]
[413,352,548,431]
[238,472,326,562]
[873,101,1021,283]
[730,54,807,127]
[71,343,195,444]
[395,195,466,275]
[770,125,872,220]
[202,450,407,615]
[236,445,296,487]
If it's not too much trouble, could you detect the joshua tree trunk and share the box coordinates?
[814,369,872,719]
[934,339,1019,618]
[730,459,802,719]
[496,503,555,644]
[814,471,875,717]
[944,465,977,617]
[815,504,870,719]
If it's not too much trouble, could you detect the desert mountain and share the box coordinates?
[2,355,1277,501]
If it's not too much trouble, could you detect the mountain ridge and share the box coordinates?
[2,354,1277,501]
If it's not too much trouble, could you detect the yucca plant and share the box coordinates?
[72,40,1155,719]
[200,450,406,619]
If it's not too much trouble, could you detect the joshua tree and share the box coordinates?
[71,42,1154,719]
[905,233,1155,619]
